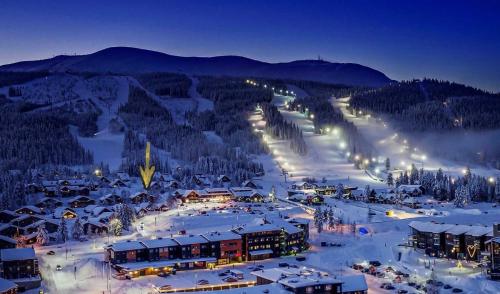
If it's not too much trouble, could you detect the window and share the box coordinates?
[306,286,314,294]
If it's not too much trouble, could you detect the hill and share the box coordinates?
[0,47,392,87]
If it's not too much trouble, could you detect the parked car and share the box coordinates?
[369,260,382,267]
[279,262,289,267]
[452,289,463,293]
[47,251,55,255]
[223,277,238,283]
[296,256,306,261]
[157,272,169,278]
[443,284,452,289]
[218,272,227,277]
[112,273,127,280]
[197,279,209,285]
[56,265,62,271]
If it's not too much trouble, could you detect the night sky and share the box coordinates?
[1,0,499,91]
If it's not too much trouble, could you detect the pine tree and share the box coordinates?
[386,173,394,187]
[57,218,69,243]
[110,217,123,236]
[36,224,49,246]
[335,183,344,199]
[385,158,390,171]
[72,217,84,240]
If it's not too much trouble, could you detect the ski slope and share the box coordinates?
[333,97,500,179]
[251,94,384,189]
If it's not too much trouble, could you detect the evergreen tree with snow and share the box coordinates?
[454,184,470,208]
[363,185,371,202]
[110,217,123,236]
[386,173,394,187]
[36,224,49,246]
[409,164,419,184]
[335,183,344,199]
[57,218,69,243]
[385,158,390,171]
[72,217,84,240]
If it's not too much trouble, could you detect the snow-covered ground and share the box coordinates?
[250,94,383,189]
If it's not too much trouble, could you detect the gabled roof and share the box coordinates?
[15,205,42,214]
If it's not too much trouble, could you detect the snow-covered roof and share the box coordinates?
[0,248,36,261]
[141,237,178,248]
[42,180,58,187]
[341,275,368,292]
[173,235,208,245]
[251,267,339,288]
[204,188,231,194]
[234,223,281,234]
[92,206,112,216]
[108,240,146,251]
[409,221,454,234]
[68,195,92,202]
[15,205,42,214]
[0,278,17,292]
[446,225,477,235]
[271,219,302,234]
[397,185,423,192]
[201,231,241,242]
[464,226,492,237]
[0,235,16,244]
[0,210,18,217]
[232,189,262,198]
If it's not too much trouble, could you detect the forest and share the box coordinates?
[349,79,500,131]
[188,76,272,155]
[119,84,264,183]
[135,72,192,97]
[0,71,51,88]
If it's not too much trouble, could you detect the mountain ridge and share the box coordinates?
[0,47,392,87]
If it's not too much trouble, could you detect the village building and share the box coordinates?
[83,220,108,235]
[35,198,63,210]
[242,180,258,189]
[52,207,78,219]
[99,193,123,205]
[201,231,242,265]
[14,206,42,216]
[0,248,41,291]
[231,188,264,202]
[191,174,212,187]
[129,192,149,204]
[252,267,341,294]
[233,224,281,261]
[68,196,95,208]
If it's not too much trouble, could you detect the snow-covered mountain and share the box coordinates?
[0,47,392,87]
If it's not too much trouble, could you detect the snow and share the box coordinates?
[340,274,368,292]
[333,96,500,179]
[248,249,274,255]
[172,235,209,245]
[108,240,146,251]
[0,278,17,292]
[189,76,214,113]
[201,231,241,242]
[0,248,36,261]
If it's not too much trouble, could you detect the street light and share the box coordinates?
[488,177,495,184]
[310,114,314,119]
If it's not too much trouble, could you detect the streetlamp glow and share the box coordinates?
[488,177,495,183]
[310,114,314,119]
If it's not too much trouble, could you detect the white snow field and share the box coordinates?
[250,93,383,190]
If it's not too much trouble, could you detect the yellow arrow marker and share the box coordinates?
[139,142,155,189]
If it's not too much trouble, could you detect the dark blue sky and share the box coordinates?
[1,0,499,91]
